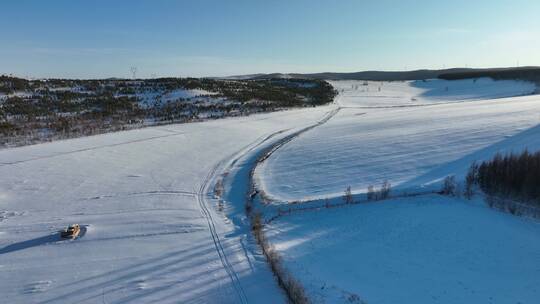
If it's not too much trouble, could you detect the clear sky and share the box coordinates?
[1,0,539,78]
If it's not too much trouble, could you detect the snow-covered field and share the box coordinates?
[0,107,330,303]
[256,79,540,202]
[266,195,540,304]
[2,77,540,304]
[254,78,540,303]
[333,78,536,107]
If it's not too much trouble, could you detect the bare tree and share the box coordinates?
[343,186,353,204]
[380,180,391,200]
[464,162,478,199]
[441,175,457,196]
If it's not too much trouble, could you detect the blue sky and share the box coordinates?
[1,0,539,78]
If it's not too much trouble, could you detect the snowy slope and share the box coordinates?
[0,106,330,303]
[333,78,536,107]
[256,79,540,202]
[266,195,540,304]
[254,78,540,304]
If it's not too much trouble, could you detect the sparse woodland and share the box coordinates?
[0,76,336,147]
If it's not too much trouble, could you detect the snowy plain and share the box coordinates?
[0,106,330,303]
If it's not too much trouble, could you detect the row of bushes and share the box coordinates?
[246,142,310,304]
[251,213,309,304]
[341,181,392,205]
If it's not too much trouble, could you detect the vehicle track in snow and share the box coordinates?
[251,107,341,188]
[231,106,341,302]
[266,107,339,158]
[192,106,340,303]
[0,132,185,166]
[195,161,249,304]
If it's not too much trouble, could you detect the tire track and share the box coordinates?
[79,190,197,201]
[191,107,340,304]
[195,161,248,304]
[246,107,341,207]
[253,107,340,181]
[0,132,184,166]
[238,107,340,303]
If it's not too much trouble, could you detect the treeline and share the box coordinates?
[439,67,540,84]
[467,150,540,210]
[0,76,336,147]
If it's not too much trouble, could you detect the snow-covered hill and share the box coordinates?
[0,76,336,147]
[255,79,540,202]
[250,78,540,303]
[333,78,535,107]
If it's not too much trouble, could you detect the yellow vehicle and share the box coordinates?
[61,224,81,239]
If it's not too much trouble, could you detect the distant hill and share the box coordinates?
[0,76,336,147]
[231,67,540,82]
[438,66,540,84]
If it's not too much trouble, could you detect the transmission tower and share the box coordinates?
[130,66,138,79]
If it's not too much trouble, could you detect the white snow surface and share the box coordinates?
[255,78,540,303]
[0,107,330,303]
[133,88,220,107]
[256,79,540,202]
[2,77,540,304]
[333,78,536,107]
[0,91,34,101]
[266,195,540,304]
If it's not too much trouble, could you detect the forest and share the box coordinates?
[439,67,540,84]
[467,150,540,216]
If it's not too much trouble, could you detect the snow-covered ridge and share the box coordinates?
[412,77,536,101]
[1,77,336,147]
